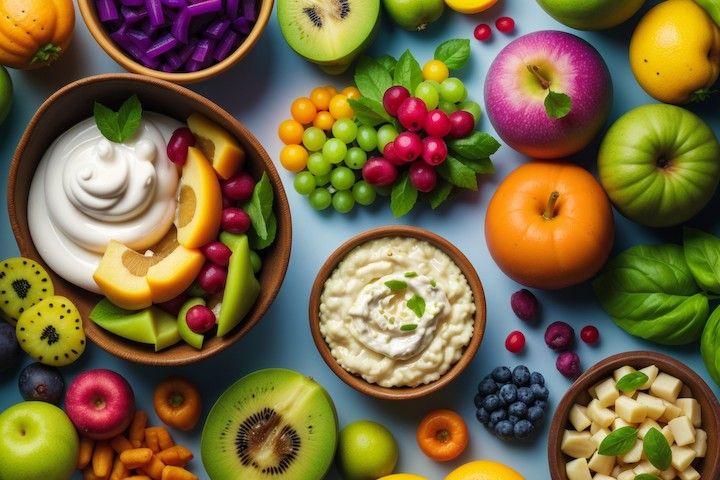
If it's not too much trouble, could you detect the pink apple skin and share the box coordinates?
[484,30,612,159]
[64,369,135,440]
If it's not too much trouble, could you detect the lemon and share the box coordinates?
[444,460,524,480]
[379,475,429,480]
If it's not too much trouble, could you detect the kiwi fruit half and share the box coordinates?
[16,295,85,366]
[0,257,54,325]
[201,368,338,480]
[277,0,380,74]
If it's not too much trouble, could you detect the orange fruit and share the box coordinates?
[290,97,317,124]
[309,86,332,110]
[279,144,309,172]
[313,111,335,131]
[329,94,353,119]
[423,59,449,82]
[278,118,304,144]
[342,86,362,99]
[444,460,524,480]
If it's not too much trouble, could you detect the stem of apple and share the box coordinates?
[543,191,560,220]
[527,65,551,90]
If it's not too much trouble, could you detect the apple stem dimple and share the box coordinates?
[543,191,560,220]
[527,65,551,90]
[436,429,450,443]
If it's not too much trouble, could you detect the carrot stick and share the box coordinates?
[157,445,193,467]
[109,456,129,480]
[92,441,114,478]
[160,465,198,480]
[119,447,153,470]
[110,434,134,454]
[77,436,95,469]
[129,410,148,447]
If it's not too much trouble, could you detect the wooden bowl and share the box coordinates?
[548,351,720,479]
[78,0,273,84]
[308,226,486,400]
[7,73,291,366]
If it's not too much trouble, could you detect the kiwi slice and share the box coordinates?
[201,368,337,480]
[277,0,380,73]
[16,295,85,366]
[0,257,54,325]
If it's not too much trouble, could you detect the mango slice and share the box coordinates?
[217,233,260,337]
[187,113,245,180]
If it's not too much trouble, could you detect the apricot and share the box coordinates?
[186,114,245,179]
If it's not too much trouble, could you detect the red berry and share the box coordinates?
[505,330,525,353]
[202,241,233,267]
[408,161,437,193]
[495,16,515,34]
[222,172,255,201]
[157,293,188,316]
[424,109,452,138]
[383,85,411,117]
[222,207,251,234]
[448,110,475,138]
[197,262,228,294]
[383,141,403,166]
[362,157,398,186]
[421,137,448,166]
[580,325,600,345]
[397,97,428,132]
[474,23,492,41]
[167,127,196,165]
[185,305,216,334]
[394,132,423,163]
[222,196,234,209]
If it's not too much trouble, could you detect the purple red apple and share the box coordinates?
[64,369,135,440]
[484,30,612,159]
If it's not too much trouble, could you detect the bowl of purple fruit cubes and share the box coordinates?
[79,0,273,83]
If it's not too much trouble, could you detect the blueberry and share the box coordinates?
[514,419,534,439]
[490,408,508,424]
[512,365,531,386]
[508,401,528,418]
[482,394,502,412]
[474,393,484,408]
[531,383,549,401]
[527,405,545,424]
[476,407,490,425]
[533,400,548,411]
[18,363,65,405]
[508,415,520,424]
[499,383,518,404]
[0,322,20,373]
[517,386,534,405]
[491,366,512,383]
[530,371,545,386]
[478,377,498,396]
[495,420,515,440]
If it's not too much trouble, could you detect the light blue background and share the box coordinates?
[1,1,719,479]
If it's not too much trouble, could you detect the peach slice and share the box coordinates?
[187,113,245,179]
[174,147,222,249]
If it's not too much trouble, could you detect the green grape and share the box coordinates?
[314,172,331,186]
[302,127,327,151]
[293,171,316,195]
[330,166,356,191]
[439,77,466,103]
[438,100,457,115]
[356,125,378,152]
[332,190,355,213]
[322,138,348,164]
[309,188,332,210]
[377,124,399,152]
[415,80,440,110]
[352,181,376,206]
[457,100,483,124]
[307,152,331,176]
[344,147,368,169]
[331,118,358,144]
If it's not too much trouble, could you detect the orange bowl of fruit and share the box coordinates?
[7,73,291,366]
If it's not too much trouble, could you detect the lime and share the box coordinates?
[337,420,398,480]
[0,66,12,125]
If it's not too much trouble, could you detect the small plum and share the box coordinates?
[394,132,423,162]
[186,305,216,334]
[383,142,403,166]
[383,85,410,117]
[222,208,251,234]
[544,321,574,351]
[202,241,233,266]
[408,161,437,192]
[580,325,600,344]
[167,127,196,165]
[511,289,539,322]
[18,363,65,404]
[448,110,475,138]
[222,172,255,201]
[397,97,428,132]
[421,136,447,165]
[362,157,398,186]
[556,351,581,378]
[197,263,228,295]
[424,109,452,138]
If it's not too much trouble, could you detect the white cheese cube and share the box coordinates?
[591,428,610,449]
[615,395,648,424]
[570,404,593,431]
[690,429,706,458]
[614,366,636,382]
[562,430,596,459]
[660,467,677,480]
[637,418,662,439]
[661,424,675,445]
[616,471,635,480]
[650,373,683,403]
[636,392,666,420]
[588,451,615,476]
[620,439,643,464]
[587,399,616,428]
[566,457,593,480]
[677,466,700,480]
[590,422,602,434]
[668,416,696,447]
[670,445,696,472]
[675,398,701,427]
[612,417,632,431]
[638,365,659,390]
[660,400,684,423]
[612,465,622,476]
[633,461,660,475]
[591,475,616,480]
[595,378,620,408]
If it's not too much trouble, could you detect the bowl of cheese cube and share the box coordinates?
[548,351,719,480]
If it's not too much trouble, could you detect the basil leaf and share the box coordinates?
[244,202,267,240]
[616,371,649,392]
[683,227,720,294]
[404,271,418,278]
[429,180,453,209]
[377,54,397,76]
[544,90,572,119]
[461,156,495,174]
[94,102,120,142]
[437,155,477,190]
[243,172,274,242]
[701,305,720,391]
[394,50,423,93]
[249,212,276,250]
[598,426,638,456]
[348,98,394,126]
[643,427,672,471]
[593,244,709,345]
[634,475,661,480]
[385,280,408,291]
[354,56,394,102]
[93,95,143,143]
[400,323,418,331]
[447,132,501,159]
[390,172,418,217]
[406,294,425,318]
[434,38,471,70]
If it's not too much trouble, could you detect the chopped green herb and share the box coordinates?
[430,279,437,288]
[404,271,418,278]
[643,428,671,471]
[406,294,425,318]
[389,317,395,324]
[385,280,408,291]
[616,371,649,392]
[400,324,417,331]
[598,427,638,456]
[634,474,661,480]
[94,95,142,143]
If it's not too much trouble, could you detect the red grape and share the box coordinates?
[397,97,428,132]
[448,110,475,138]
[505,330,525,353]
[495,16,515,34]
[580,325,600,345]
[185,305,216,334]
[422,137,448,166]
[424,109,452,138]
[362,157,398,186]
[408,161,437,192]
[197,262,228,294]
[394,132,423,163]
[222,207,251,234]
[383,85,411,117]
[383,141,403,166]
[202,241,233,266]
[167,127,196,166]
[474,23,492,41]
[222,172,255,201]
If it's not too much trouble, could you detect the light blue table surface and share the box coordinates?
[1,1,719,479]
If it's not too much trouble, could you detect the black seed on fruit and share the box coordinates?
[303,7,322,28]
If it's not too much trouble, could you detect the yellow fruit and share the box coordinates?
[278,118,304,144]
[291,97,318,124]
[444,460,524,480]
[187,113,245,180]
[313,111,335,131]
[379,475,429,480]
[342,86,362,99]
[279,144,309,172]
[309,86,333,110]
[444,0,497,14]
[423,59,449,82]
[329,94,354,119]
[629,0,720,104]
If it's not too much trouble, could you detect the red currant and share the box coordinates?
[474,23,492,42]
[505,330,526,353]
[495,16,515,34]
[580,325,600,345]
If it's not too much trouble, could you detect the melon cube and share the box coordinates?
[678,466,700,480]
[612,417,632,431]
[650,373,683,403]
[633,461,660,475]
[615,396,647,424]
[620,439,643,464]
[562,430,596,459]
[591,475,616,480]
[587,399,616,428]
[637,418,662,439]
[566,457,593,480]
[588,451,615,476]
[661,425,674,445]
[570,404,592,431]
[660,400,684,423]
[670,445,696,472]
[638,365,659,390]
[617,471,635,480]
[675,398,701,427]
[595,378,620,408]
[668,416,695,447]
[636,392,666,420]
[691,429,706,458]
[591,428,610,449]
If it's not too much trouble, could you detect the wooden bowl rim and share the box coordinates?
[308,225,486,400]
[547,350,720,479]
[77,0,274,84]
[7,72,292,366]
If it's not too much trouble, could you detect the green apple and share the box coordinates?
[337,420,398,479]
[382,0,444,31]
[0,401,79,480]
[536,0,646,30]
[0,65,11,125]
[598,104,720,228]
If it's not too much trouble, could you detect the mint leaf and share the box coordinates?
[434,38,471,70]
[354,56,394,102]
[634,475,661,480]
[390,172,418,217]
[394,50,423,92]
[348,98,394,126]
[437,155,477,190]
[94,95,143,143]
[643,428,672,471]
[377,54,397,76]
[544,90,571,119]
[404,271,418,278]
[249,212,277,250]
[384,280,408,291]
[616,371,649,392]
[243,172,274,241]
[429,180,453,209]
[598,427,638,456]
[400,323,418,331]
[448,132,501,159]
[94,102,120,142]
[406,294,425,318]
[461,156,494,174]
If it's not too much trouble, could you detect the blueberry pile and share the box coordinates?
[474,365,549,441]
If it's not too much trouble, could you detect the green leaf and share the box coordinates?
[701,305,720,391]
[683,227,720,294]
[94,102,120,142]
[544,90,572,119]
[404,271,418,278]
[406,294,425,318]
[461,156,495,174]
[437,155,477,190]
[592,244,710,345]
[354,56,394,102]
[634,475,661,480]
[394,50,423,93]
[400,323,418,331]
[376,54,397,77]
[429,180,453,209]
[390,172,418,217]
[243,173,274,242]
[434,38,471,70]
[447,132,501,159]
[598,426,638,456]
[643,428,672,471]
[348,98,394,127]
[249,212,277,250]
[93,95,143,143]
[244,202,267,240]
[616,371,649,392]
[384,279,408,291]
